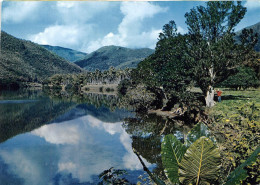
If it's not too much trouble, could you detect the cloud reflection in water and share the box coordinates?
[0,114,151,184]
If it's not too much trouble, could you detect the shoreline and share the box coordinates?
[81,84,118,95]
[148,109,179,119]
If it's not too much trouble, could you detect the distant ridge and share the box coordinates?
[41,45,87,62]
[75,45,154,71]
[236,21,260,52]
[0,31,83,88]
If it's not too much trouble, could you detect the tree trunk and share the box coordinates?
[205,86,215,107]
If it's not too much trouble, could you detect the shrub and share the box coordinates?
[105,87,114,92]
[118,79,131,96]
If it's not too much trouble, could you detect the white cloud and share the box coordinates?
[0,150,42,185]
[56,1,111,24]
[244,0,260,9]
[57,1,110,24]
[58,162,76,172]
[4,1,167,52]
[26,2,116,52]
[29,24,93,50]
[177,26,187,34]
[85,2,167,52]
[2,2,40,23]
[119,2,167,32]
[1,114,154,184]
[120,2,167,20]
[32,122,80,145]
[86,115,151,170]
[86,115,122,135]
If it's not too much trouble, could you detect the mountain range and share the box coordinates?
[49,22,259,72]
[74,45,154,71]
[41,45,87,62]
[39,44,155,71]
[0,31,83,89]
[0,21,259,89]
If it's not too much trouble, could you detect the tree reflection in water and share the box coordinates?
[1,90,195,184]
[123,112,192,182]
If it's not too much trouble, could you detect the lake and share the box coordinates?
[0,90,186,185]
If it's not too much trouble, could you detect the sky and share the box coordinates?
[1,1,260,53]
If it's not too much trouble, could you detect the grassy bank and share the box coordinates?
[207,88,260,184]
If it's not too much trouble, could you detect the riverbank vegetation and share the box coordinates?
[117,2,260,184]
[24,2,260,184]
[118,1,259,112]
[43,67,131,93]
[207,89,260,184]
[1,1,259,184]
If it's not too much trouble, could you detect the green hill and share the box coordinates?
[41,45,87,62]
[236,21,260,52]
[75,45,154,71]
[0,31,83,89]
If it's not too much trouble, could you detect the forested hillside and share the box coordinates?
[0,31,83,89]
[41,45,87,62]
[75,45,154,71]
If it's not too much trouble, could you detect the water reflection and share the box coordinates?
[0,100,38,104]
[0,96,76,143]
[0,90,189,184]
[123,112,192,180]
[0,97,152,184]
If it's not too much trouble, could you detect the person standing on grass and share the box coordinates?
[216,89,223,102]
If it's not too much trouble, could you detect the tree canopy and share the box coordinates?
[133,1,258,107]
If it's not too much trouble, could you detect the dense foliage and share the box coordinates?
[132,21,192,107]
[45,67,131,92]
[0,31,83,89]
[122,1,258,109]
[208,89,260,184]
[219,66,259,90]
[235,21,260,52]
[182,1,257,106]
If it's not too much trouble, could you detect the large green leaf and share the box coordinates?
[161,134,187,184]
[225,146,260,185]
[179,136,221,185]
[185,122,216,147]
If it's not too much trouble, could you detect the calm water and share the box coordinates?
[0,90,160,185]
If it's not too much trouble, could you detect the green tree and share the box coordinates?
[135,21,192,108]
[133,2,257,108]
[184,1,257,107]
[219,66,259,90]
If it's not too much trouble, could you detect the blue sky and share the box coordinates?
[2,1,260,53]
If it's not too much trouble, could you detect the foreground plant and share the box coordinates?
[161,122,259,185]
[161,123,221,185]
[208,91,260,184]
[179,137,221,185]
[224,146,260,185]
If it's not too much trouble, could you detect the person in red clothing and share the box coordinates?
[216,89,223,102]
